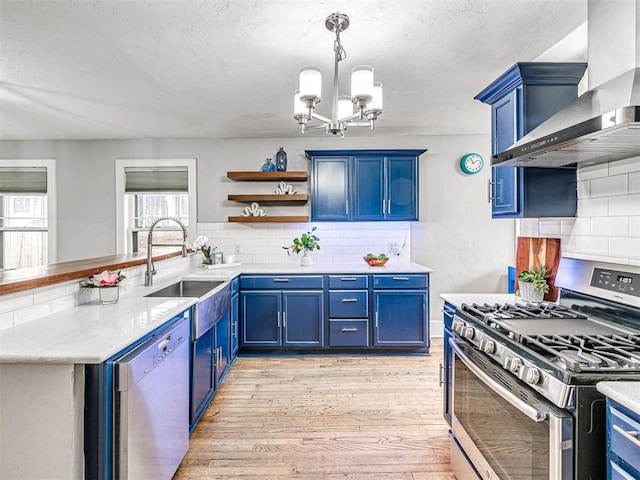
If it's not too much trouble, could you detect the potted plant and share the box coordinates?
[282,226,320,266]
[193,235,217,264]
[517,265,550,303]
[83,269,126,304]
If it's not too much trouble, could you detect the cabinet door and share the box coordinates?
[282,291,324,347]
[373,290,428,347]
[352,156,384,221]
[386,156,418,220]
[230,292,239,357]
[442,302,456,427]
[214,312,231,387]
[191,329,214,424]
[491,89,520,217]
[311,157,350,221]
[241,291,281,346]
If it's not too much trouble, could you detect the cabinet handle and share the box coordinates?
[387,199,391,215]
[218,347,222,367]
[232,321,237,338]
[346,200,349,216]
[392,277,410,281]
[340,277,357,281]
[277,311,281,327]
[341,298,358,303]
[375,311,379,329]
[282,311,287,328]
[613,425,640,448]
[382,199,386,215]
[487,179,495,203]
[212,348,218,368]
[273,278,290,282]
[341,327,358,332]
[438,363,444,387]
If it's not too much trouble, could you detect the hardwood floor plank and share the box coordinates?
[174,338,453,479]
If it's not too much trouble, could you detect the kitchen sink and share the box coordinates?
[145,280,224,298]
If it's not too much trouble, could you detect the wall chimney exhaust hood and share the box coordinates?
[493,0,640,169]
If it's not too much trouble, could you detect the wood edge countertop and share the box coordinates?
[0,250,184,296]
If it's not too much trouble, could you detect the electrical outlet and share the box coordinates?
[234,244,241,254]
[390,242,402,256]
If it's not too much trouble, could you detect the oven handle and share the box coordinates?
[451,339,548,423]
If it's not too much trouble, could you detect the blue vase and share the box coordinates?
[261,158,276,172]
[275,147,287,171]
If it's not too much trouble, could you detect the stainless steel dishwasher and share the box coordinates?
[114,315,190,480]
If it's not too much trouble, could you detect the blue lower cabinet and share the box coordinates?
[607,399,640,479]
[214,312,231,387]
[241,289,324,348]
[373,290,428,347]
[230,291,239,357]
[329,319,369,347]
[442,302,456,426]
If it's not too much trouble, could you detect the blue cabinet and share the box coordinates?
[307,149,425,222]
[475,63,587,218]
[240,275,324,348]
[442,301,456,426]
[230,276,239,358]
[606,398,640,479]
[372,274,429,348]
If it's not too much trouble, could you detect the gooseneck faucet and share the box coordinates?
[145,216,188,286]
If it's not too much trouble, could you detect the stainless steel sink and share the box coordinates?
[145,280,224,298]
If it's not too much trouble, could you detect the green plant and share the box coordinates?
[282,226,320,255]
[201,244,217,259]
[366,253,388,260]
[518,265,550,293]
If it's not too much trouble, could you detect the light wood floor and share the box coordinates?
[174,338,454,480]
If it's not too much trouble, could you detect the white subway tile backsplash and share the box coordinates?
[577,180,590,199]
[630,172,640,194]
[14,303,52,326]
[630,217,640,237]
[574,236,609,256]
[538,220,562,236]
[578,197,608,217]
[609,194,640,216]
[578,163,609,180]
[0,293,33,315]
[589,174,628,198]
[609,237,640,260]
[518,219,539,237]
[591,217,629,236]
[608,156,640,175]
[0,312,14,330]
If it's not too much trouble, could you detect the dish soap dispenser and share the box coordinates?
[275,147,287,171]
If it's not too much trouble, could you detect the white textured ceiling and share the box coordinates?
[0,0,587,140]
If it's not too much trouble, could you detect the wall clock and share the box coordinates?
[460,153,484,175]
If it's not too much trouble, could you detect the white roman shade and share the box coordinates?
[124,167,188,193]
[0,167,47,194]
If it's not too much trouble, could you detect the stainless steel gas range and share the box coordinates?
[444,258,640,480]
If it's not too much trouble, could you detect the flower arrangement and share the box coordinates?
[84,270,126,288]
[192,235,216,259]
[282,226,320,255]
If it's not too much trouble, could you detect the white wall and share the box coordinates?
[519,156,640,266]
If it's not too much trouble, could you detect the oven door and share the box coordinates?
[450,338,574,480]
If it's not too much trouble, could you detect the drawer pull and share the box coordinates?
[341,298,358,303]
[613,424,640,448]
[392,277,410,281]
[273,278,290,282]
[340,277,357,281]
[341,327,358,332]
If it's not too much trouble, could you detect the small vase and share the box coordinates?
[518,281,544,303]
[261,158,276,172]
[275,147,287,171]
[300,249,312,266]
[99,287,120,305]
[202,258,213,265]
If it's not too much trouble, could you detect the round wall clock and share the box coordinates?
[460,153,484,175]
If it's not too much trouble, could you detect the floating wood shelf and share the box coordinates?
[228,216,309,223]
[227,194,308,205]
[227,171,308,181]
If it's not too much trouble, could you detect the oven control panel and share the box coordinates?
[590,268,640,297]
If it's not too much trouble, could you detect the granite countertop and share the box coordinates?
[440,293,519,308]
[1,262,432,365]
[597,382,640,413]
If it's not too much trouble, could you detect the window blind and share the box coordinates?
[0,167,48,194]
[124,167,188,193]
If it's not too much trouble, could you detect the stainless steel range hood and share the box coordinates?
[494,0,640,168]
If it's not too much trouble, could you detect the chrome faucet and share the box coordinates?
[145,217,188,286]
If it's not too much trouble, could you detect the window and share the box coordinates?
[0,160,56,270]
[115,160,197,254]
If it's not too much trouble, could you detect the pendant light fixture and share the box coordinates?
[293,12,383,137]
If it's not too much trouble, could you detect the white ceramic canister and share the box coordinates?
[223,253,236,264]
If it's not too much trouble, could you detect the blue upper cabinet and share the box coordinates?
[307,149,425,222]
[475,63,587,218]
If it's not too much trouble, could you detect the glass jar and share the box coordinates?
[261,158,276,172]
[275,147,287,171]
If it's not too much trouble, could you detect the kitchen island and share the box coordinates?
[1,259,432,479]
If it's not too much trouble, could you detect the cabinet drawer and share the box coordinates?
[373,274,427,289]
[329,291,368,318]
[610,404,640,474]
[328,275,368,289]
[329,320,369,347]
[241,275,323,290]
[611,461,638,480]
[230,276,240,294]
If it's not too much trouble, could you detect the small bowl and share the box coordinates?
[363,256,389,267]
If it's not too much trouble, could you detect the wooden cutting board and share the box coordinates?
[516,237,561,301]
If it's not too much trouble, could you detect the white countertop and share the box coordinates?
[597,382,640,413]
[440,293,519,308]
[1,262,431,365]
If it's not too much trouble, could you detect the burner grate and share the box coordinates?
[460,302,589,323]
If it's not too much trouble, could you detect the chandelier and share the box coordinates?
[293,12,383,137]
